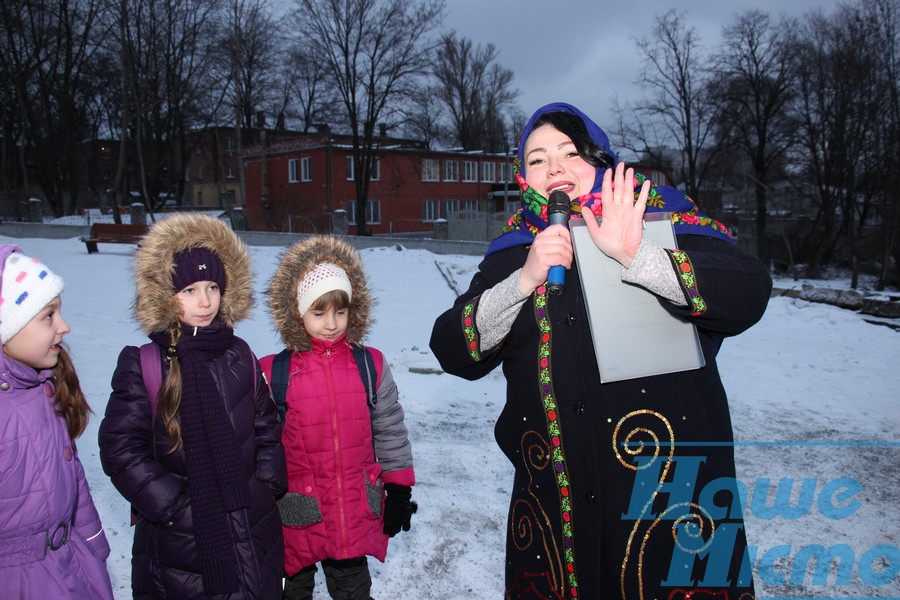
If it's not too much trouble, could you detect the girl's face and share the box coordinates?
[176,280,221,327]
[523,124,596,200]
[3,296,70,370]
[302,303,349,342]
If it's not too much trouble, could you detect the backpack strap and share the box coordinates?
[271,343,377,414]
[271,348,292,421]
[350,342,378,408]
[134,343,162,527]
[139,343,162,426]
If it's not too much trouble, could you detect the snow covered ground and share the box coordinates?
[5,230,898,599]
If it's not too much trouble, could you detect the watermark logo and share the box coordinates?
[622,452,899,594]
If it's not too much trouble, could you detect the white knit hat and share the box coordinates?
[0,250,65,342]
[296,262,352,316]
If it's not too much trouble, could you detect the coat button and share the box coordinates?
[0,382,8,391]
[585,491,598,504]
[566,314,577,326]
[573,402,586,415]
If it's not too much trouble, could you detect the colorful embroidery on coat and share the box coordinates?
[668,250,707,316]
[462,296,481,362]
[533,286,579,598]
[614,410,675,600]
[671,209,731,238]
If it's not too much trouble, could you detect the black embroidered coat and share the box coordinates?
[430,234,771,600]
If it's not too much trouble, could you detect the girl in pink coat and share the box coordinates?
[259,236,416,600]
[0,244,114,599]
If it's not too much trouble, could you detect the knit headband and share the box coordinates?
[172,247,227,294]
[296,262,352,316]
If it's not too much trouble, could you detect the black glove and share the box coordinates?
[382,483,417,537]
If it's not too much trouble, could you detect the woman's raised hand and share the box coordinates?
[581,162,650,268]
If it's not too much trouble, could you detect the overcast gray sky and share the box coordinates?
[441,0,845,133]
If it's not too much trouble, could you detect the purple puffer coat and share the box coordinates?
[0,352,114,599]
[99,336,287,599]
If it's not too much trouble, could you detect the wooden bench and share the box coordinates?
[81,223,148,254]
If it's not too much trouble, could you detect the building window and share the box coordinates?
[196,166,204,181]
[226,136,235,156]
[423,199,440,221]
[498,162,514,183]
[288,159,299,183]
[444,199,459,217]
[197,190,203,205]
[464,199,478,213]
[346,156,380,181]
[481,162,495,182]
[301,157,312,182]
[185,166,190,181]
[422,158,440,182]
[444,160,458,181]
[103,168,112,181]
[226,165,235,179]
[348,199,381,225]
[463,161,477,182]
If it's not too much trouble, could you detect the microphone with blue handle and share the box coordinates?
[546,190,570,296]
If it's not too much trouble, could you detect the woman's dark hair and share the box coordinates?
[533,112,614,169]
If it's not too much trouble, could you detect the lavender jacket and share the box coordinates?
[0,243,114,598]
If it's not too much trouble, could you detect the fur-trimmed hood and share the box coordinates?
[133,214,253,334]
[268,236,372,352]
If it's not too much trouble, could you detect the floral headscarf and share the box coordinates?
[486,102,732,255]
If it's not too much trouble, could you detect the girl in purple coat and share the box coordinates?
[99,214,287,599]
[0,244,114,599]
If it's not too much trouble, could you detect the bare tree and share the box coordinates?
[293,0,445,235]
[217,0,280,135]
[432,33,518,152]
[113,0,224,215]
[283,37,343,133]
[787,3,888,285]
[619,10,720,201]
[398,90,448,149]
[0,0,110,217]
[712,10,796,263]
[862,0,900,290]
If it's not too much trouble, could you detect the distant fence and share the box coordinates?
[447,211,508,243]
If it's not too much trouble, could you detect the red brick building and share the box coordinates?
[241,132,518,235]
[181,125,311,210]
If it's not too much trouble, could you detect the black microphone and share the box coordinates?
[546,190,570,296]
